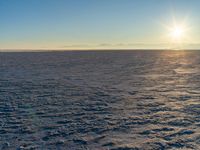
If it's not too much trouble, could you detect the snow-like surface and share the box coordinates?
[0,50,200,149]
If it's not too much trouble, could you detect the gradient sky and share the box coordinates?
[1,0,200,50]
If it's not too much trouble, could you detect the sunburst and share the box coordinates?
[161,15,191,49]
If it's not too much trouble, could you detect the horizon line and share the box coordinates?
[1,48,200,52]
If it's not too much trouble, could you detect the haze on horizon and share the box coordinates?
[1,0,200,50]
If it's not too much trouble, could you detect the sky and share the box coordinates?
[1,0,200,50]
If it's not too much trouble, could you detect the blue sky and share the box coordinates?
[1,0,200,50]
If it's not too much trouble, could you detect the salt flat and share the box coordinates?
[0,50,200,149]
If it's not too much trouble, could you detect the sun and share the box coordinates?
[170,25,185,41]
[162,16,191,46]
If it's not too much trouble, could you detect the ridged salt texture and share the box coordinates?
[0,50,200,149]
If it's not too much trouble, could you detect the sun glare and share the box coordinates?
[162,16,191,48]
[171,26,184,40]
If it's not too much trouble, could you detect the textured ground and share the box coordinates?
[0,50,200,150]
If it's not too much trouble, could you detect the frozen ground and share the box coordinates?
[0,50,200,149]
